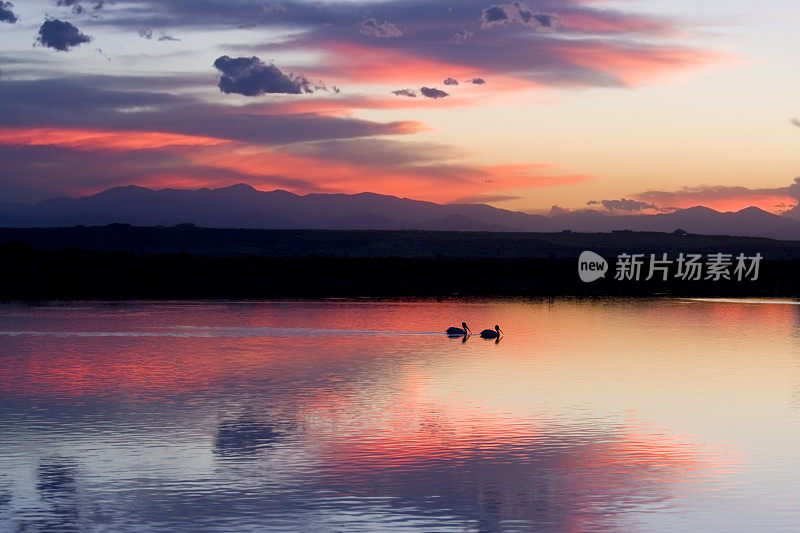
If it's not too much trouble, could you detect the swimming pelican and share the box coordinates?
[446,322,471,336]
[480,325,502,339]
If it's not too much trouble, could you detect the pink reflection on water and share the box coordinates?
[0,300,768,530]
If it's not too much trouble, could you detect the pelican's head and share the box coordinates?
[462,322,470,332]
[495,325,502,334]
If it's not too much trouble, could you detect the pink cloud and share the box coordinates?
[303,41,540,91]
[553,41,739,86]
[561,11,678,36]
[0,127,228,151]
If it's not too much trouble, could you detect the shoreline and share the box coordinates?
[2,247,797,300]
[2,227,798,300]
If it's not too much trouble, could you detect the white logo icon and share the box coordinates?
[578,251,608,283]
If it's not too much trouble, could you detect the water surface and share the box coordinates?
[1,299,799,531]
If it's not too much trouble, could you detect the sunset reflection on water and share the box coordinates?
[1,299,798,531]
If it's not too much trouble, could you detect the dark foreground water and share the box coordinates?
[1,299,799,532]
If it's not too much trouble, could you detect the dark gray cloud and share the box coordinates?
[468,77,486,85]
[213,56,314,96]
[56,0,106,15]
[482,6,507,25]
[359,18,403,38]
[791,118,800,128]
[481,2,560,31]
[771,178,800,218]
[588,198,657,212]
[420,87,449,99]
[393,86,450,99]
[138,29,179,42]
[0,1,17,23]
[443,77,459,86]
[36,19,92,51]
[392,88,417,98]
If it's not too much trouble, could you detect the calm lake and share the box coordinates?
[1,299,799,531]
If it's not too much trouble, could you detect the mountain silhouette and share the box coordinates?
[2,184,800,239]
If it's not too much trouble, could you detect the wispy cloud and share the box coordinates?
[360,18,403,39]
[587,198,658,213]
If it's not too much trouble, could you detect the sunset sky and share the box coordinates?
[1,0,798,214]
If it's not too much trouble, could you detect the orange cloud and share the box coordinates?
[0,127,228,151]
[177,145,589,203]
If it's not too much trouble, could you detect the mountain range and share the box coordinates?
[2,184,800,240]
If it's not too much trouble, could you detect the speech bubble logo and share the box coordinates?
[578,251,608,283]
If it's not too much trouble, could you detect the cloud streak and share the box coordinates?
[628,179,800,214]
[0,77,426,145]
[0,127,228,151]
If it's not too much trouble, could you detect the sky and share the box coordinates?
[0,0,798,215]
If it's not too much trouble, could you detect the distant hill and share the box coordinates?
[2,183,800,239]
